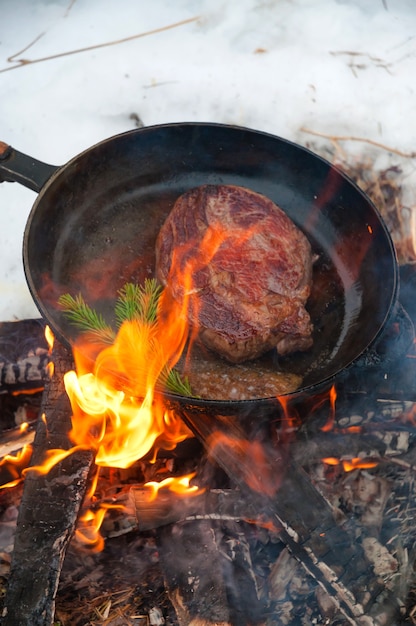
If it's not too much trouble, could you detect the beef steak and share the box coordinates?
[155,184,313,363]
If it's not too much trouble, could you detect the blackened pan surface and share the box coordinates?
[22,123,398,396]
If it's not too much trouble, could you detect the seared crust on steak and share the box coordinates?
[155,184,313,363]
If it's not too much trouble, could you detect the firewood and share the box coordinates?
[216,519,267,624]
[177,407,401,624]
[158,514,271,625]
[0,319,47,362]
[0,427,35,461]
[157,519,232,626]
[124,487,260,534]
[100,486,265,544]
[0,319,49,396]
[0,354,49,394]
[1,338,94,626]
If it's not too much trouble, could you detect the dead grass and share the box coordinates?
[303,134,416,265]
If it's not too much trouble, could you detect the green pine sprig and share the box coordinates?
[114,279,162,326]
[160,367,193,397]
[58,293,116,344]
[58,282,194,397]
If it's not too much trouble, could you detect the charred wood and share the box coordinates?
[292,426,411,467]
[214,519,267,625]
[1,339,94,626]
[0,391,42,435]
[158,518,269,626]
[0,319,48,396]
[0,319,48,436]
[0,354,49,394]
[123,486,261,534]
[0,319,47,363]
[180,407,400,624]
[158,519,232,626]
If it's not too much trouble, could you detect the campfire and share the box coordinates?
[1,146,416,626]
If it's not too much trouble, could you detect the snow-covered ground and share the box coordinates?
[1,0,415,321]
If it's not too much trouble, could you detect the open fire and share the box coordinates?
[1,157,416,625]
[3,218,288,553]
[3,293,416,625]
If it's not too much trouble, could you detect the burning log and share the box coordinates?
[126,486,260,533]
[1,338,94,626]
[0,297,413,622]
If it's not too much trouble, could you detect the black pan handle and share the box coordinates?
[0,141,59,193]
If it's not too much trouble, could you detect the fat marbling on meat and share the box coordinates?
[155,184,313,363]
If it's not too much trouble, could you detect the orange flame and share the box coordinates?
[144,472,204,501]
[12,387,44,397]
[12,222,310,549]
[22,445,91,477]
[342,457,378,472]
[207,432,280,498]
[64,312,192,470]
[320,385,337,432]
[62,222,235,471]
[74,502,125,552]
[45,225,231,547]
[322,457,340,466]
[322,456,378,472]
[277,394,300,432]
[0,444,33,489]
[19,421,29,434]
[45,325,54,351]
[45,325,55,377]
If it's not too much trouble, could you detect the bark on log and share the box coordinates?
[0,319,47,362]
[0,319,48,395]
[1,339,94,626]
[0,354,49,394]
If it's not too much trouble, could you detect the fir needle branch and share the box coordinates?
[160,367,194,396]
[58,293,116,343]
[142,336,194,396]
[115,279,162,326]
[58,284,194,396]
[141,278,163,322]
[114,283,142,325]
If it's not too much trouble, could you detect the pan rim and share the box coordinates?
[22,121,399,401]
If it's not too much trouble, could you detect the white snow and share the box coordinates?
[1,0,416,321]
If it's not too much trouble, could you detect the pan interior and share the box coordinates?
[23,123,397,396]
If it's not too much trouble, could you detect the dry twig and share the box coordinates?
[301,129,416,264]
[0,16,199,73]
[301,126,416,158]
